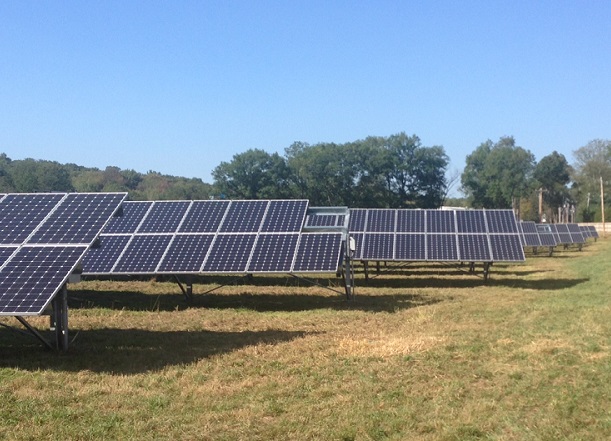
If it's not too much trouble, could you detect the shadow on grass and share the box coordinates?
[69,289,442,313]
[0,327,311,374]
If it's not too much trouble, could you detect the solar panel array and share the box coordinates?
[530,223,590,247]
[349,209,524,262]
[82,199,344,275]
[0,193,127,316]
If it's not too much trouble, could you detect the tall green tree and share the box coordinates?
[213,149,292,199]
[461,137,535,209]
[533,151,572,215]
[571,139,611,221]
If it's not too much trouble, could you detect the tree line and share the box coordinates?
[1,133,609,221]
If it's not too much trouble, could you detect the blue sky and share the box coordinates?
[1,1,609,193]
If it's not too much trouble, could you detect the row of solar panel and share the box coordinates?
[519,222,598,247]
[347,209,519,234]
[103,199,309,234]
[350,232,524,262]
[82,232,343,275]
[0,193,127,315]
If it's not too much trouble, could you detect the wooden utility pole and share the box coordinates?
[538,188,543,222]
[601,177,606,237]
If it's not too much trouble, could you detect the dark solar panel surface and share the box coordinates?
[588,226,599,238]
[293,233,342,272]
[486,210,518,233]
[260,200,308,232]
[395,234,426,260]
[306,214,340,227]
[179,200,229,233]
[396,210,425,233]
[158,234,215,273]
[0,247,17,266]
[247,233,299,272]
[426,210,456,233]
[348,209,367,232]
[220,201,268,233]
[0,193,64,244]
[362,233,394,260]
[566,224,585,244]
[202,234,257,272]
[427,234,458,260]
[103,201,153,234]
[536,224,558,246]
[456,211,487,233]
[520,221,538,234]
[81,235,132,274]
[113,235,173,273]
[138,201,191,233]
[458,234,491,261]
[0,246,87,315]
[350,233,365,260]
[366,210,395,232]
[489,235,525,261]
[553,224,573,244]
[29,193,127,244]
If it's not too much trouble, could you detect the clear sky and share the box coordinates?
[1,1,609,191]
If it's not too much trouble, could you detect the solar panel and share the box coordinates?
[0,193,64,244]
[137,201,191,233]
[458,234,491,261]
[427,234,458,260]
[28,193,127,244]
[293,233,342,272]
[552,224,573,244]
[486,210,518,233]
[456,210,487,233]
[566,223,585,244]
[426,210,456,233]
[350,232,365,260]
[588,225,599,238]
[348,209,367,232]
[520,221,538,234]
[158,234,215,273]
[113,235,173,273]
[202,234,257,273]
[395,234,426,260]
[306,214,341,227]
[0,247,18,266]
[220,201,269,233]
[361,233,394,260]
[366,209,396,232]
[260,200,308,232]
[396,210,425,233]
[489,235,525,261]
[536,224,558,246]
[0,246,87,315]
[81,235,132,274]
[580,226,592,239]
[103,201,153,234]
[517,222,542,247]
[179,200,230,233]
[247,233,299,272]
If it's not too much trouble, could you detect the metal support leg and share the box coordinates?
[364,261,369,281]
[483,262,491,281]
[52,285,69,351]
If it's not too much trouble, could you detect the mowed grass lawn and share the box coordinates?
[1,239,610,440]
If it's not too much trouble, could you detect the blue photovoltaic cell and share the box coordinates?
[486,210,518,233]
[520,221,538,234]
[489,235,525,261]
[396,210,425,233]
[350,233,365,260]
[179,200,230,233]
[103,202,153,234]
[28,193,127,244]
[293,233,342,272]
[113,235,173,273]
[566,224,585,244]
[588,226,599,238]
[158,234,215,273]
[80,235,132,274]
[366,210,396,232]
[522,234,542,247]
[395,234,426,260]
[260,200,308,232]
[0,246,87,315]
[247,233,299,272]
[349,209,367,232]
[202,234,257,272]
[580,226,591,238]
[458,234,491,261]
[362,233,394,260]
[456,210,487,233]
[220,201,268,233]
[0,247,17,265]
[306,214,340,227]
[137,201,190,233]
[427,234,458,260]
[536,224,558,246]
[553,224,573,244]
[0,193,65,244]
[426,210,456,233]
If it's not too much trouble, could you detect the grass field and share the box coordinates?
[1,239,610,440]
